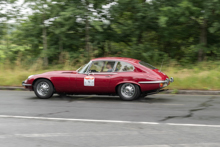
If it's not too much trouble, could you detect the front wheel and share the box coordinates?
[34,79,54,99]
[118,83,141,101]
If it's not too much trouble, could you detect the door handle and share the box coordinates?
[105,76,110,77]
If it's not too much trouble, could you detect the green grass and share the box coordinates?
[1,61,220,90]
[0,67,76,87]
[162,61,220,90]
[171,89,179,94]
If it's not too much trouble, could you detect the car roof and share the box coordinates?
[91,57,140,64]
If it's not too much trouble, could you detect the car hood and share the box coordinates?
[41,71,77,75]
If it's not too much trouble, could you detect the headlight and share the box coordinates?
[28,75,34,79]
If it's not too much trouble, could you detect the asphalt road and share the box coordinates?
[0,91,220,147]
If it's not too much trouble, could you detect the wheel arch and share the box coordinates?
[115,81,142,95]
[33,78,56,92]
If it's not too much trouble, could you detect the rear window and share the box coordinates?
[139,61,156,69]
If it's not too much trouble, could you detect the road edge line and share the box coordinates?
[0,115,220,127]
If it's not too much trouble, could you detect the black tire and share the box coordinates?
[117,83,141,101]
[34,79,54,99]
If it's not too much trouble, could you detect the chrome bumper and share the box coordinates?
[22,81,32,86]
[138,77,174,84]
[166,77,174,83]
[162,77,174,88]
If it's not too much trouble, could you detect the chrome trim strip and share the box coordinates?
[22,83,32,86]
[139,77,174,84]
[139,81,167,84]
[91,73,118,75]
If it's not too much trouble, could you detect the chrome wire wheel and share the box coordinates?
[121,83,135,99]
[36,82,50,97]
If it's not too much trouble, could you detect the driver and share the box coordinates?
[106,63,113,72]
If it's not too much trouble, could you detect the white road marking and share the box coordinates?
[111,145,170,147]
[0,131,140,139]
[154,103,184,106]
[111,143,220,147]
[167,123,220,128]
[0,115,159,125]
[120,103,184,106]
[0,115,220,128]
[14,131,139,138]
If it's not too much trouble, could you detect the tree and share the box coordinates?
[157,0,220,62]
[108,0,162,62]
[24,0,54,66]
[0,0,20,62]
[7,0,220,66]
[49,0,113,60]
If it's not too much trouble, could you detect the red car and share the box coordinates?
[22,57,174,100]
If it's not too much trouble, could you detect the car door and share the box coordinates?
[76,60,116,94]
[109,61,136,92]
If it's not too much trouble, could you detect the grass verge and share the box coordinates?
[1,61,220,90]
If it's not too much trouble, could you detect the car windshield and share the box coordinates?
[139,61,156,69]
[77,61,91,73]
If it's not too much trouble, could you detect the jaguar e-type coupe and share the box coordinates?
[22,57,174,100]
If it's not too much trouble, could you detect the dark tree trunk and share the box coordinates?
[59,36,63,52]
[42,10,48,66]
[198,19,207,62]
[101,43,105,56]
[85,0,90,60]
[107,40,112,54]
[137,31,143,45]
[6,22,9,51]
[85,15,90,60]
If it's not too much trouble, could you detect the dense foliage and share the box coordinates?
[1,0,220,67]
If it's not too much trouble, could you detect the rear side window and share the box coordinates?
[139,61,156,69]
[115,61,134,72]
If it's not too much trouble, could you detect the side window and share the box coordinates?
[89,61,116,72]
[115,61,134,72]
[103,61,115,72]
[90,61,104,72]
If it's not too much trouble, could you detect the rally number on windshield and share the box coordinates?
[84,76,95,86]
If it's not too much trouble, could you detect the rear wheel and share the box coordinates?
[118,83,141,101]
[34,79,54,99]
